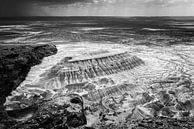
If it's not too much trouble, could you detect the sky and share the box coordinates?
[0,0,194,17]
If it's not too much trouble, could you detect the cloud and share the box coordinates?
[142,0,193,6]
[0,0,194,16]
[31,0,92,5]
[0,0,92,16]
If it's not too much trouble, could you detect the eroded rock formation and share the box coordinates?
[39,52,145,86]
[82,83,136,102]
[1,43,193,129]
[82,72,194,128]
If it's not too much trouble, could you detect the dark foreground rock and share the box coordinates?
[131,117,194,129]
[91,116,194,129]
[4,94,87,129]
[0,44,57,122]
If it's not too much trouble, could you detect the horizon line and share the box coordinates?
[1,15,194,18]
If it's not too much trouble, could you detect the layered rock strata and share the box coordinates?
[42,52,145,86]
[83,83,136,102]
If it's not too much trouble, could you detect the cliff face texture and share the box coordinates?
[0,44,57,120]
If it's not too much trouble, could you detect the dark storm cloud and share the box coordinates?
[0,0,91,17]
[0,0,28,17]
[0,0,91,5]
[21,0,92,5]
[34,0,90,4]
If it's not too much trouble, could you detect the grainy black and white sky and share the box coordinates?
[0,0,194,17]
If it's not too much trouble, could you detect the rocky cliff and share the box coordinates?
[0,44,57,121]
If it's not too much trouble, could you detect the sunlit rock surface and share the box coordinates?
[4,42,194,128]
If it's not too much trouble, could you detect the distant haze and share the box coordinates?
[0,0,194,17]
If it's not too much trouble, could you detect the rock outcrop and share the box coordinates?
[0,44,57,121]
[5,94,87,129]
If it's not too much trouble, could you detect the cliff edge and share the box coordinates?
[0,44,57,119]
